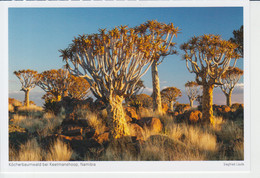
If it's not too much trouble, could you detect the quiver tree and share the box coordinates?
[37,69,71,102]
[185,81,201,107]
[181,34,241,124]
[37,69,90,102]
[160,87,182,111]
[59,21,174,138]
[13,70,40,107]
[220,67,243,107]
[67,75,90,100]
[141,20,179,114]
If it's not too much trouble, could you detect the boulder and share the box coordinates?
[221,105,231,113]
[95,132,110,144]
[138,117,162,133]
[124,107,140,120]
[187,110,202,124]
[62,126,83,136]
[129,123,144,141]
[58,134,83,141]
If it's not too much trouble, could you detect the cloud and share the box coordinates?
[143,87,153,95]
[162,86,169,89]
[235,83,244,89]
[160,80,168,84]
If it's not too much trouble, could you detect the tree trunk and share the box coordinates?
[189,99,194,108]
[202,84,214,124]
[24,90,30,107]
[107,95,130,139]
[226,93,232,107]
[169,101,174,111]
[151,61,162,114]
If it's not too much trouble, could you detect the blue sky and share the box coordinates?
[8,7,244,106]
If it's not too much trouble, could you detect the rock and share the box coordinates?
[138,117,162,133]
[187,110,202,123]
[129,123,144,140]
[95,132,110,144]
[221,105,231,113]
[173,111,179,117]
[105,136,141,160]
[62,126,83,136]
[58,134,83,141]
[174,104,190,114]
[85,128,98,139]
[124,107,140,120]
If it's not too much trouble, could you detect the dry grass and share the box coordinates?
[12,115,45,133]
[17,105,43,112]
[216,120,243,143]
[12,113,64,137]
[46,139,73,161]
[82,111,107,134]
[10,138,43,161]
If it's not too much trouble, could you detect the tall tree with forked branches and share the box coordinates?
[185,81,201,107]
[180,34,241,124]
[220,67,243,107]
[143,20,179,114]
[13,69,40,107]
[59,21,177,138]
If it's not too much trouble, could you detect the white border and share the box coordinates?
[0,0,253,176]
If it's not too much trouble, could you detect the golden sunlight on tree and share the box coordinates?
[13,70,40,107]
[37,69,90,102]
[220,67,243,107]
[59,21,178,138]
[180,34,241,124]
[141,20,180,114]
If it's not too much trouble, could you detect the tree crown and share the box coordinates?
[60,20,179,102]
[161,87,182,102]
[14,69,40,91]
[180,34,241,85]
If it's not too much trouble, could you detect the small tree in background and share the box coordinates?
[220,67,243,107]
[185,81,201,107]
[181,34,240,124]
[59,21,176,138]
[13,70,40,107]
[161,87,182,111]
[38,69,90,102]
[37,69,71,102]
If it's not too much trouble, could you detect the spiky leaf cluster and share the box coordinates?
[180,34,241,85]
[14,69,40,92]
[60,20,179,102]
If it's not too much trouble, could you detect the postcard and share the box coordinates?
[0,0,251,175]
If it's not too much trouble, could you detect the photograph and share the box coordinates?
[8,6,244,162]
